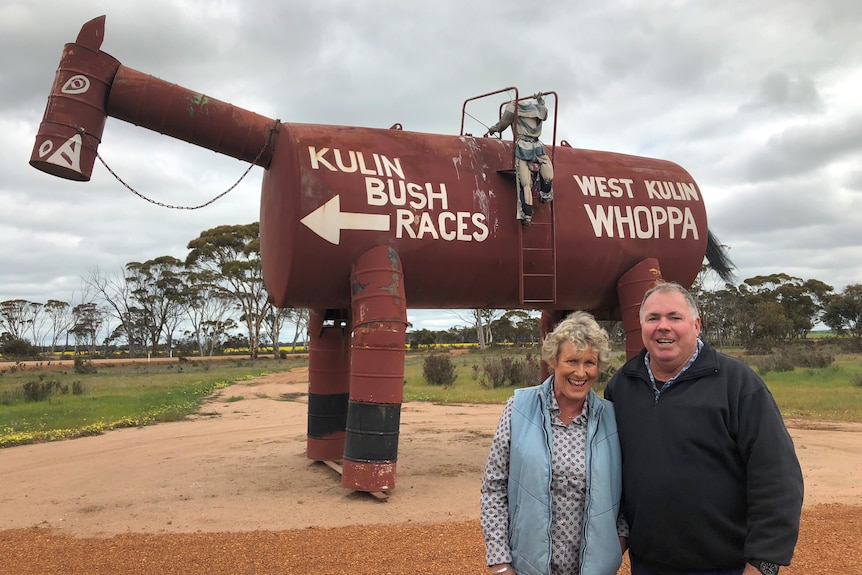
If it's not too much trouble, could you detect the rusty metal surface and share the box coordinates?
[341,460,397,492]
[340,247,406,491]
[306,309,351,461]
[307,434,346,463]
[29,16,120,181]
[617,258,662,359]
[107,66,277,168]
[261,124,707,315]
[348,246,407,405]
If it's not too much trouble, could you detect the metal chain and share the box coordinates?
[82,120,280,210]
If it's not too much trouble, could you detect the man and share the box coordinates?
[486,92,554,226]
[604,281,803,575]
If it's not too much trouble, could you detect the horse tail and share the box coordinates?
[706,229,735,283]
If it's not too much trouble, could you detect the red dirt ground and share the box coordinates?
[1,367,859,574]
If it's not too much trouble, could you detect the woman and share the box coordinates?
[480,311,627,575]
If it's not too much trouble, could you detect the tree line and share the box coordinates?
[692,270,862,352]
[0,223,308,360]
[407,310,541,349]
[405,270,862,353]
[3,229,862,361]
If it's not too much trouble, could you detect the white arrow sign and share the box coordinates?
[300,195,391,245]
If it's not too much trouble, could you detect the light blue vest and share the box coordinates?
[508,377,624,575]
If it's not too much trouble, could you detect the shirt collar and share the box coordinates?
[644,338,704,395]
[549,388,590,422]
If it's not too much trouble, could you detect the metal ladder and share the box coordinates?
[518,198,557,305]
[461,86,559,306]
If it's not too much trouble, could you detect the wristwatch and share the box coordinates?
[749,560,779,575]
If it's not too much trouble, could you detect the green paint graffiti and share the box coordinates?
[187,94,211,118]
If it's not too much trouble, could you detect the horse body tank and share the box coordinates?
[262,123,706,316]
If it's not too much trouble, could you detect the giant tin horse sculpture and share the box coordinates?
[30,16,733,494]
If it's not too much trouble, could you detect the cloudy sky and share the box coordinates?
[2,0,861,332]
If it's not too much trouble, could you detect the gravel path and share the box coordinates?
[1,506,859,575]
[2,369,859,574]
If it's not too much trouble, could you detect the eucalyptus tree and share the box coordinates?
[452,309,503,349]
[125,256,186,357]
[743,274,833,340]
[448,324,477,343]
[181,268,236,357]
[186,223,271,359]
[289,307,310,351]
[261,306,308,356]
[44,299,75,354]
[84,266,142,357]
[691,264,739,345]
[697,287,741,346]
[70,302,103,355]
[25,302,48,350]
[406,328,437,348]
[492,310,540,344]
[0,299,35,341]
[731,282,790,352]
[823,284,862,343]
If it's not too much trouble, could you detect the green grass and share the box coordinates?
[758,357,862,422]
[403,351,516,403]
[404,347,862,423]
[2,347,861,449]
[0,357,303,448]
[402,347,620,403]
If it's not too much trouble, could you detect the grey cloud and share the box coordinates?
[711,185,839,238]
[740,72,824,114]
[3,0,862,327]
[846,171,862,191]
[743,114,862,181]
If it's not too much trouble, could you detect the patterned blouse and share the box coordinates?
[481,394,628,574]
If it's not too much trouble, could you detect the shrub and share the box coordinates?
[479,356,508,389]
[22,376,65,402]
[1,388,24,405]
[0,338,39,360]
[752,345,835,375]
[793,348,834,369]
[422,353,457,387]
[852,374,862,388]
[754,354,794,375]
[73,356,97,374]
[479,353,541,389]
[598,365,616,384]
[833,338,862,354]
[511,352,541,387]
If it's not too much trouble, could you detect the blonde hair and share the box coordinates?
[541,311,611,371]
